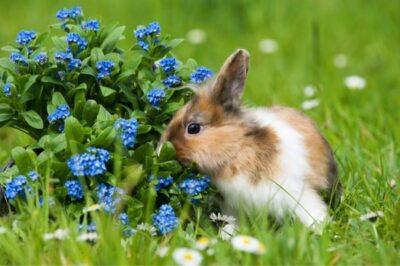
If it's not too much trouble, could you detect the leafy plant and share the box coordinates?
[0,6,215,236]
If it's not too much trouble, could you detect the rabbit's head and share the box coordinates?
[160,49,251,176]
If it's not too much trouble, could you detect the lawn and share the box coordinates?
[0,0,399,264]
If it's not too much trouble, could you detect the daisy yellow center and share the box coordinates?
[197,237,209,245]
[184,252,193,261]
[242,237,251,246]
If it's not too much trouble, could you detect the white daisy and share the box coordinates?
[209,212,236,224]
[0,226,6,234]
[156,246,169,257]
[43,229,69,241]
[187,29,207,45]
[172,248,203,266]
[83,203,104,213]
[195,236,210,250]
[258,39,278,54]
[301,99,320,110]
[137,222,157,236]
[360,211,384,221]
[344,75,366,90]
[231,235,266,254]
[77,232,98,242]
[219,223,236,241]
[303,85,316,97]
[334,54,348,68]
[388,179,396,188]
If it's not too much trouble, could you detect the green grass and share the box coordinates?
[0,0,399,264]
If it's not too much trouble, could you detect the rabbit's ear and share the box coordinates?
[211,49,250,113]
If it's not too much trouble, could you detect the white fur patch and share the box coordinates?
[214,108,327,226]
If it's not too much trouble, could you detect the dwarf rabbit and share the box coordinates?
[159,49,340,227]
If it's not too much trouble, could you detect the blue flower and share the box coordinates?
[96,183,124,214]
[178,176,210,196]
[137,40,149,51]
[54,51,73,64]
[66,33,87,50]
[147,22,161,35]
[27,171,40,181]
[87,222,96,232]
[3,83,12,97]
[159,58,177,73]
[34,53,48,65]
[123,227,136,237]
[38,196,55,207]
[67,147,110,177]
[114,118,139,148]
[96,60,114,80]
[82,20,100,31]
[146,88,166,107]
[4,175,28,200]
[163,74,182,88]
[152,204,178,235]
[69,6,83,18]
[10,52,28,65]
[134,28,149,39]
[56,6,82,20]
[16,30,37,46]
[68,58,82,71]
[154,176,173,191]
[64,180,84,200]
[190,67,214,84]
[119,212,129,225]
[56,8,70,20]
[47,104,71,123]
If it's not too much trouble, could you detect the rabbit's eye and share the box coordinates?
[187,123,201,134]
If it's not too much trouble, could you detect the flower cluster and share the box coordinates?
[3,83,12,97]
[147,88,166,107]
[56,6,82,21]
[66,32,87,51]
[96,183,124,213]
[27,171,40,181]
[82,20,100,31]
[119,212,129,225]
[179,176,210,196]
[155,176,173,191]
[114,118,139,148]
[152,204,179,235]
[190,66,214,84]
[16,30,36,46]
[163,74,182,88]
[64,180,84,200]
[134,22,161,50]
[10,52,28,65]
[4,175,31,200]
[34,53,48,65]
[159,58,177,73]
[55,51,73,64]
[67,147,110,177]
[47,104,71,124]
[96,60,114,80]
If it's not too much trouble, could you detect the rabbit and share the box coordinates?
[159,49,341,227]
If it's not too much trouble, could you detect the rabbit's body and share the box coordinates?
[160,49,340,227]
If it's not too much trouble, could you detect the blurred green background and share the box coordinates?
[0,0,399,168]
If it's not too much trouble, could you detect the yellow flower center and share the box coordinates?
[197,237,209,245]
[242,237,251,246]
[184,252,193,261]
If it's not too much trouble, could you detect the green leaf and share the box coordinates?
[21,110,44,129]
[11,147,36,174]
[34,32,49,46]
[137,125,152,134]
[115,54,142,83]
[158,141,176,162]
[64,116,84,153]
[51,36,67,50]
[89,126,116,147]
[82,100,100,126]
[0,58,16,74]
[167,38,184,49]
[1,45,19,52]
[100,86,116,97]
[41,76,64,86]
[132,142,154,164]
[90,48,105,66]
[51,92,67,106]
[0,105,15,122]
[101,26,125,53]
[162,102,183,115]
[158,160,182,173]
[23,75,39,94]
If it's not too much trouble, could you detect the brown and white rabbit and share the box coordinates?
[159,49,340,227]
